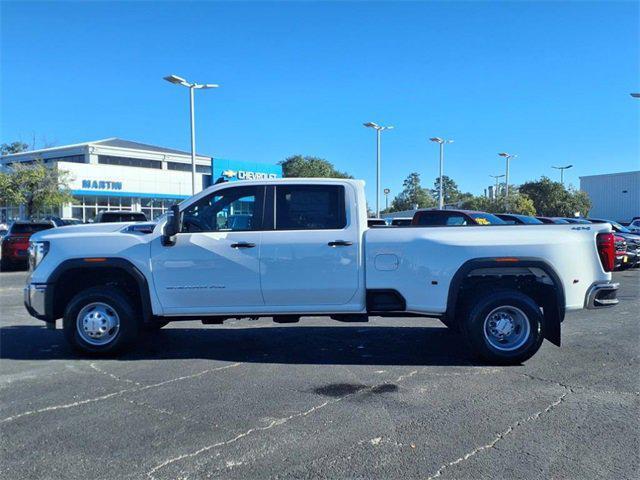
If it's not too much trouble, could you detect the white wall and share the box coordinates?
[60,161,202,197]
[580,171,640,222]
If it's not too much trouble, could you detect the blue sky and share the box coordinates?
[2,1,638,205]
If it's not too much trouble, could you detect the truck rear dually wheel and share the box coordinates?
[463,290,544,365]
[63,286,139,355]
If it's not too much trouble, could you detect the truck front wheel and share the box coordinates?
[463,290,544,365]
[63,286,140,355]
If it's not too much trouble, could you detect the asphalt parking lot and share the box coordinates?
[1,270,638,480]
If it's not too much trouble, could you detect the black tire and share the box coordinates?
[463,289,544,365]
[63,286,140,355]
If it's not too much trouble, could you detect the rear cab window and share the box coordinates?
[275,185,346,230]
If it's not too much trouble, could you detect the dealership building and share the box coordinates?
[580,171,639,223]
[0,138,282,222]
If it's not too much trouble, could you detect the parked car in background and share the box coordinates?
[561,217,592,224]
[536,217,570,224]
[627,219,640,234]
[496,214,543,225]
[613,235,629,270]
[588,218,640,268]
[367,218,387,227]
[94,211,147,223]
[412,209,506,226]
[390,217,413,226]
[44,216,83,227]
[1,221,55,271]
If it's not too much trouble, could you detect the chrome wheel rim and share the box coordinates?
[76,302,120,346]
[483,305,531,352]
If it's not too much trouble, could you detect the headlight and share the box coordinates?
[28,241,49,271]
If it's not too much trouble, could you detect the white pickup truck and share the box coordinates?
[24,179,619,364]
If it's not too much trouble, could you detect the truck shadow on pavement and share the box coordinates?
[0,324,477,366]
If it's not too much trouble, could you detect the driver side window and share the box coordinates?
[181,186,262,233]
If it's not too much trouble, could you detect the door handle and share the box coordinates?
[328,240,353,247]
[230,242,256,249]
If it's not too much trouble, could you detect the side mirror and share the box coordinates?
[162,204,181,246]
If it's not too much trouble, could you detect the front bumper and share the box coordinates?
[585,282,619,309]
[24,283,50,320]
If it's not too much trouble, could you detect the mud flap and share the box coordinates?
[544,309,561,347]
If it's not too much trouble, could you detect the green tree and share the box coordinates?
[0,142,29,156]
[432,175,463,205]
[280,155,352,178]
[519,177,591,216]
[0,160,73,218]
[461,192,536,216]
[390,172,436,211]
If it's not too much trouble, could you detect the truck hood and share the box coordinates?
[30,222,135,241]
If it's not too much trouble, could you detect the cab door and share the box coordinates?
[150,185,265,314]
[259,184,360,307]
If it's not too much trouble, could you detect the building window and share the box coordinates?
[98,155,161,169]
[167,162,211,174]
[47,154,86,164]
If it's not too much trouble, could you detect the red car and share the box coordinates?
[1,221,54,271]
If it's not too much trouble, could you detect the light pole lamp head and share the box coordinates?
[364,122,393,131]
[552,164,573,170]
[164,74,190,86]
[498,152,517,159]
[631,93,640,98]
[430,137,453,144]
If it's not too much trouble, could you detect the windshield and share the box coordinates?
[610,221,631,233]
[516,216,543,224]
[469,213,507,225]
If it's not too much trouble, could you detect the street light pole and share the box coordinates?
[164,74,219,195]
[498,152,517,211]
[189,86,196,195]
[552,164,573,185]
[429,137,453,209]
[363,122,394,218]
[489,174,505,200]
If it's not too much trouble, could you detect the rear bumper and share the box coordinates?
[585,282,619,309]
[23,283,50,321]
